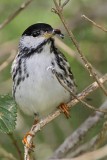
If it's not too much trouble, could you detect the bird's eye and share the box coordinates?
[32,31,40,37]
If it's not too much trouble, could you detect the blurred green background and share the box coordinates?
[0,0,107,159]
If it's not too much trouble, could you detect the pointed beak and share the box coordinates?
[53,29,64,39]
[43,29,64,39]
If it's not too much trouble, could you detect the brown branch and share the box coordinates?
[0,0,33,30]
[81,14,107,32]
[70,121,107,158]
[61,0,70,8]
[94,120,107,149]
[0,50,16,72]
[71,145,107,160]
[49,100,107,159]
[68,135,98,158]
[52,0,107,96]
[8,133,23,160]
[24,74,107,160]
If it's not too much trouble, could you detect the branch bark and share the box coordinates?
[81,14,107,32]
[71,145,107,160]
[68,135,98,158]
[49,100,107,159]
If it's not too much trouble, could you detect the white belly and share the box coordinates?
[15,52,71,116]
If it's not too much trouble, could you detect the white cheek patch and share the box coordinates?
[20,36,46,49]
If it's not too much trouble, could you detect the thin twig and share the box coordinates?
[0,0,33,30]
[0,50,16,72]
[8,133,23,160]
[81,14,107,32]
[52,0,107,96]
[61,0,70,8]
[49,100,107,159]
[24,74,107,160]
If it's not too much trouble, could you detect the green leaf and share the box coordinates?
[0,94,17,133]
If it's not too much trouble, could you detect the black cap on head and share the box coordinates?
[22,23,53,36]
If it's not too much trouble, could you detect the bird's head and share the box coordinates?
[20,23,64,50]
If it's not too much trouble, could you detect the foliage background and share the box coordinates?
[0,0,107,159]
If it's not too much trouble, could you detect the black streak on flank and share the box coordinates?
[51,61,55,67]
[17,77,21,86]
[57,72,64,80]
[18,59,22,76]
[66,79,73,88]
[26,73,29,78]
[23,59,29,78]
[55,53,68,76]
[12,58,22,82]
[13,56,30,97]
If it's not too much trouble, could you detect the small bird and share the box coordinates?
[11,23,77,145]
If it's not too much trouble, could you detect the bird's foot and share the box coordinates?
[22,132,35,149]
[58,103,70,118]
[22,113,40,149]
